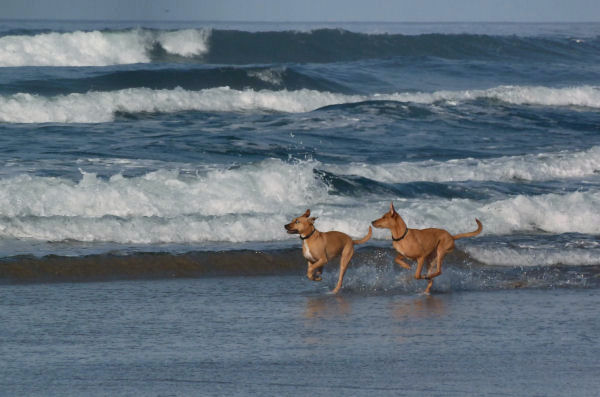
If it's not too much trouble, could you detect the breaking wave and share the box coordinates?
[326,146,600,183]
[0,28,211,67]
[2,28,598,66]
[2,85,599,123]
[0,158,599,244]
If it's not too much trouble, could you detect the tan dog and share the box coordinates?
[285,209,372,294]
[372,202,482,294]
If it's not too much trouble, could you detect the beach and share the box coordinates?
[1,19,600,395]
[2,276,598,396]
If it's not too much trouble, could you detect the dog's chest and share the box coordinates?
[302,241,317,262]
[393,241,413,259]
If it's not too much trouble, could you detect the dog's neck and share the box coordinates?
[300,226,317,240]
[391,216,408,241]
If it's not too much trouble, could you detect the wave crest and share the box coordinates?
[2,85,599,123]
[0,28,211,67]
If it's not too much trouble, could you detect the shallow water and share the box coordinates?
[1,276,598,396]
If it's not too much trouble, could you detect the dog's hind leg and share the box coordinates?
[331,246,353,294]
[424,278,434,294]
[425,255,444,280]
[426,242,453,280]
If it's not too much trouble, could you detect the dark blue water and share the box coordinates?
[1,20,600,395]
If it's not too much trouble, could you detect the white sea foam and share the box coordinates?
[248,68,285,86]
[0,87,361,123]
[0,159,328,218]
[325,146,600,183]
[466,246,600,267]
[0,159,332,243]
[157,29,210,57]
[0,159,600,244]
[0,28,210,67]
[2,85,599,124]
[379,85,600,108]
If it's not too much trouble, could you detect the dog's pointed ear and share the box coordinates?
[389,202,396,215]
[302,209,310,218]
[308,217,318,224]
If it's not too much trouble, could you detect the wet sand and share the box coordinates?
[1,275,598,396]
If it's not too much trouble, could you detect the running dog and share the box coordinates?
[372,202,482,294]
[285,209,372,294]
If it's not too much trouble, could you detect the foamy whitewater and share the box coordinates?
[1,20,600,276]
[2,85,600,123]
[0,28,211,67]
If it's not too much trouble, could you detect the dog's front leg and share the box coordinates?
[414,257,435,294]
[307,258,327,281]
[414,257,426,280]
[394,254,411,269]
[314,266,324,280]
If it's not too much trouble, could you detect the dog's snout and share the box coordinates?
[285,222,299,234]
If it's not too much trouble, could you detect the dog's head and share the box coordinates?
[285,209,317,235]
[372,202,400,229]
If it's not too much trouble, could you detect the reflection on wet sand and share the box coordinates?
[302,295,351,346]
[304,294,446,321]
[302,293,448,346]
[304,295,350,319]
[391,295,446,321]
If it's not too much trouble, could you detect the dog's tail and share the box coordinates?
[353,226,372,245]
[453,219,482,240]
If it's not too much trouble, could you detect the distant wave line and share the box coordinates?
[1,28,597,67]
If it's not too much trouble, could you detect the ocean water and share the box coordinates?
[1,20,600,395]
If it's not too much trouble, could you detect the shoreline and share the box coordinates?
[1,247,598,292]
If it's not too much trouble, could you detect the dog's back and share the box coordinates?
[320,231,353,257]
